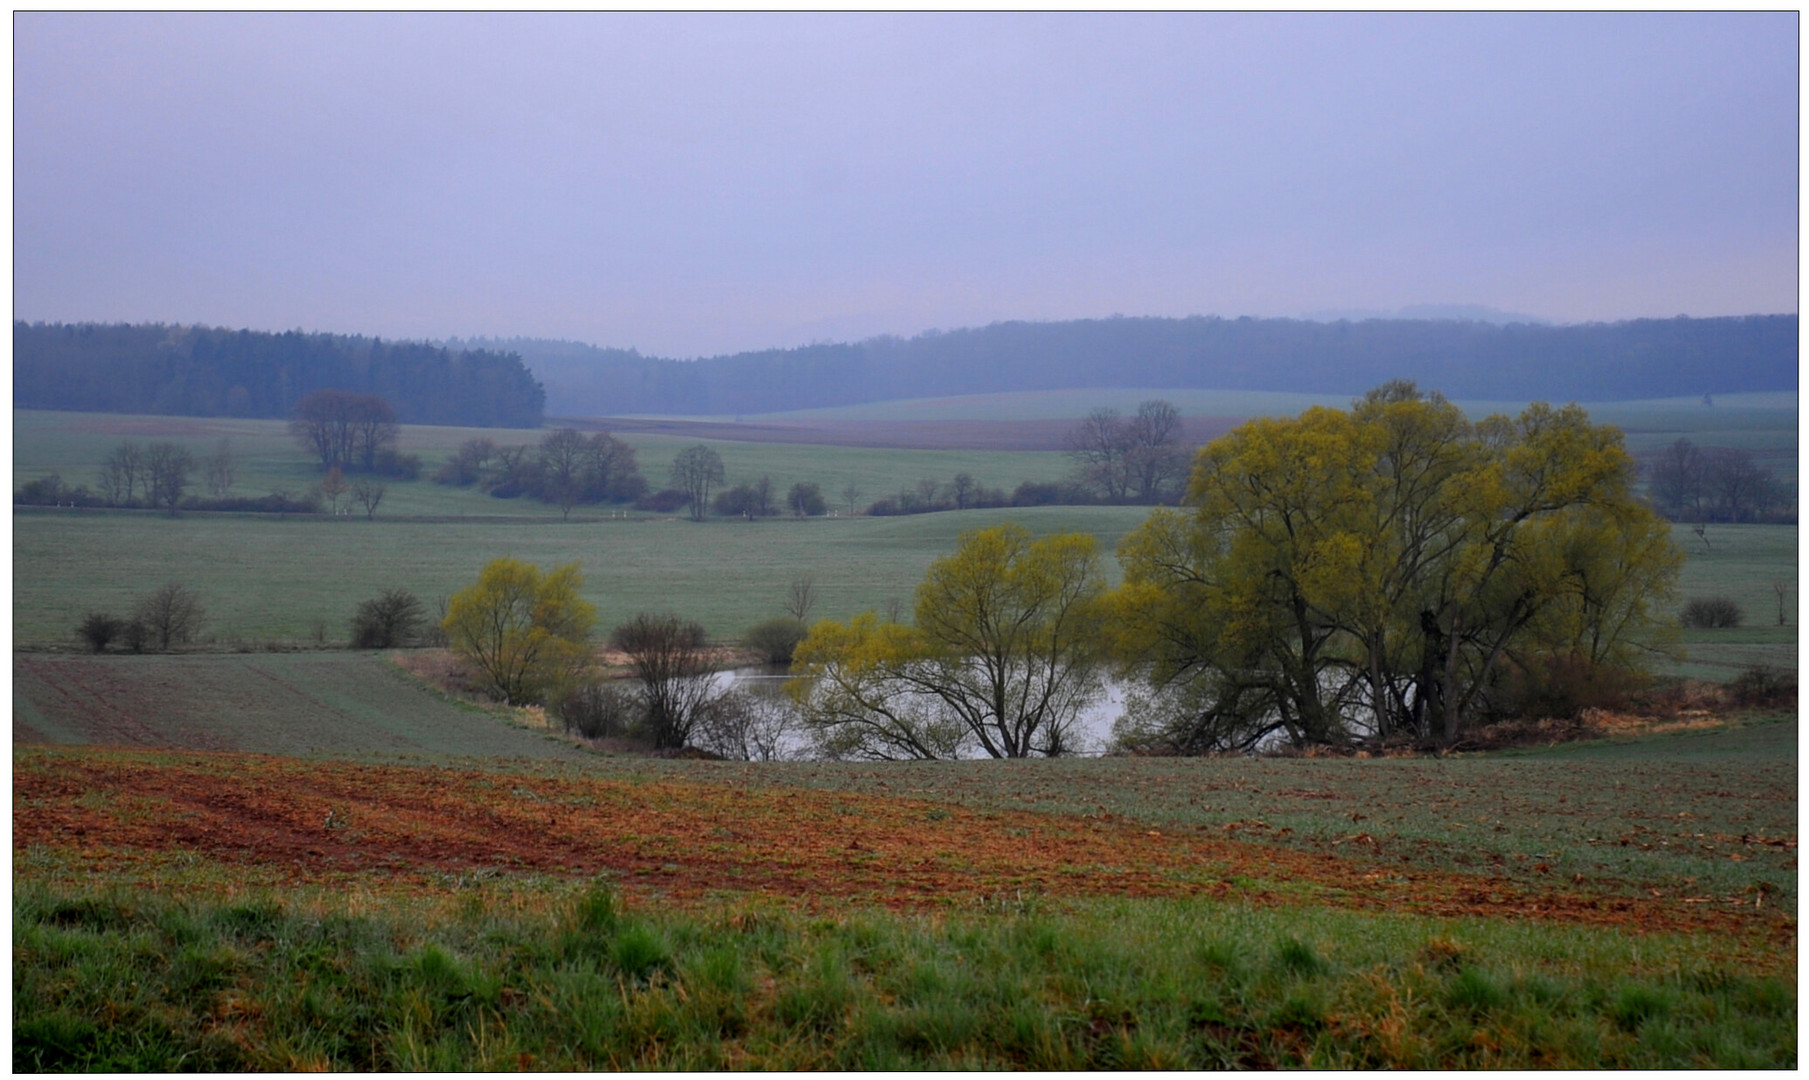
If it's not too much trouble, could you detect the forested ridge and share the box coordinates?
[15,322,544,427]
[17,315,1793,425]
[465,313,1797,417]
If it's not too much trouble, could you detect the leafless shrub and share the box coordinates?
[1681,596,1743,629]
[350,588,425,649]
[693,690,795,761]
[557,680,642,740]
[134,583,204,651]
[1729,665,1795,708]
[610,613,719,749]
[76,613,123,653]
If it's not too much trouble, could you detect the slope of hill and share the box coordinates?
[482,314,1797,417]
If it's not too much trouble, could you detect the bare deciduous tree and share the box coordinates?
[204,439,235,498]
[610,613,720,749]
[840,481,862,516]
[694,691,794,761]
[1124,399,1187,503]
[670,445,725,522]
[351,477,386,520]
[98,441,144,506]
[784,575,818,622]
[319,466,348,515]
[950,472,977,510]
[1066,400,1186,503]
[539,428,587,519]
[135,583,205,651]
[144,442,195,515]
[1066,407,1129,502]
[290,389,397,471]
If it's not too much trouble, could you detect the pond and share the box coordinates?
[713,664,1133,759]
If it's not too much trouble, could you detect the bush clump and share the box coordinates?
[76,613,123,653]
[1681,597,1743,629]
[1729,665,1795,708]
[745,617,808,666]
[633,488,690,513]
[350,589,425,649]
[558,681,641,740]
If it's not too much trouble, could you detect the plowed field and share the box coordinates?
[14,747,1790,943]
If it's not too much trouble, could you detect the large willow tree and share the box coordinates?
[790,524,1105,759]
[1109,382,1682,752]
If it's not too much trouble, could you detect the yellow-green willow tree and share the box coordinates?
[1110,382,1682,752]
[790,524,1105,759]
[443,557,595,705]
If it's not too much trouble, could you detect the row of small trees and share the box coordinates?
[1645,438,1793,523]
[78,585,206,653]
[1064,399,1190,504]
[434,428,646,518]
[288,389,401,473]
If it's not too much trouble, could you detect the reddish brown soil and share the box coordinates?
[559,415,1242,451]
[14,748,1789,942]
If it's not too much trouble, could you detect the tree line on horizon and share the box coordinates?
[466,312,1797,417]
[14,321,545,428]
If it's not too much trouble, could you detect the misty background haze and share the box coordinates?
[14,12,1798,359]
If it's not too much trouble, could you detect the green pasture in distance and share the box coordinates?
[11,504,1153,646]
[11,411,1074,519]
[744,387,1364,422]
[622,434,1071,504]
[742,386,1795,427]
[727,388,1801,483]
[1666,523,1798,678]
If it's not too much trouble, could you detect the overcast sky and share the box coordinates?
[14,12,1799,358]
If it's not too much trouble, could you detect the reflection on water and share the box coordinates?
[715,665,1129,759]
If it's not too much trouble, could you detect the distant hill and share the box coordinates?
[15,315,1792,427]
[466,314,1796,418]
[1300,304,1551,325]
[15,322,545,428]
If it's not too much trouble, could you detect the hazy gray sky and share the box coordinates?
[14,12,1799,357]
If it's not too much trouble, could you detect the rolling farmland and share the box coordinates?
[12,400,1797,1069]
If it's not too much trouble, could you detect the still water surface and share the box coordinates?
[715,665,1131,759]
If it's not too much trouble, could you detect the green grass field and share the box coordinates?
[12,404,1798,1070]
[13,409,1796,675]
[1671,524,1799,678]
[729,388,1796,428]
[12,410,1074,520]
[12,652,585,761]
[14,879,1792,1070]
[14,508,1792,681]
[12,504,1152,645]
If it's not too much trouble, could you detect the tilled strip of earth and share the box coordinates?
[14,748,1790,945]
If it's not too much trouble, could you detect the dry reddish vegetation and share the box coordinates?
[13,747,1788,942]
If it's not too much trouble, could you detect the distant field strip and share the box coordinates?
[562,414,1242,452]
[12,653,586,761]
